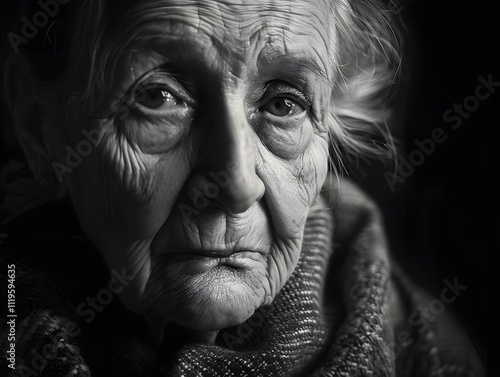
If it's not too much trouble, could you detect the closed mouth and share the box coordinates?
[166,249,256,258]
[159,249,265,273]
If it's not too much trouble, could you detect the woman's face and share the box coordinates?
[54,0,333,333]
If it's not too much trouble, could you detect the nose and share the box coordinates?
[187,98,265,214]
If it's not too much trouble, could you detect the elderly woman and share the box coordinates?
[0,0,484,376]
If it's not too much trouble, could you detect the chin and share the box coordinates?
[144,252,271,331]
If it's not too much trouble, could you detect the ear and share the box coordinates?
[3,52,67,199]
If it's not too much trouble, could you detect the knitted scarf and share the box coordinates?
[0,177,485,377]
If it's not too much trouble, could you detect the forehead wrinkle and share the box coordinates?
[253,15,333,88]
[86,0,335,101]
[205,0,332,81]
[115,0,328,49]
[190,1,300,75]
[115,1,294,43]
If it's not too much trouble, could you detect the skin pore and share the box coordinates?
[33,0,336,344]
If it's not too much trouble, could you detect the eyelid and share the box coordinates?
[131,70,196,106]
[262,81,312,110]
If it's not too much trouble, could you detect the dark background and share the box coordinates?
[358,0,495,374]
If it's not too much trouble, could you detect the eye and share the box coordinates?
[133,85,179,110]
[260,97,304,117]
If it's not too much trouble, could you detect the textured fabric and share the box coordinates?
[0,179,485,377]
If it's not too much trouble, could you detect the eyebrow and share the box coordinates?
[259,54,333,91]
[102,31,332,90]
[92,14,335,106]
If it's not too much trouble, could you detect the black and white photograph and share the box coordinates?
[0,0,492,376]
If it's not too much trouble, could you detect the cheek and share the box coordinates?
[61,118,193,249]
[297,136,329,203]
[256,133,329,238]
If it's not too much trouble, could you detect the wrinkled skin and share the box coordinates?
[52,0,334,341]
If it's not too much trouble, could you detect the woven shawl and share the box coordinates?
[0,179,485,376]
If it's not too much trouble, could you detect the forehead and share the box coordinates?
[110,0,333,73]
[121,0,331,35]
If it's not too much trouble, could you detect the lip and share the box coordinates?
[186,249,241,258]
[165,248,259,258]
[159,250,264,275]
